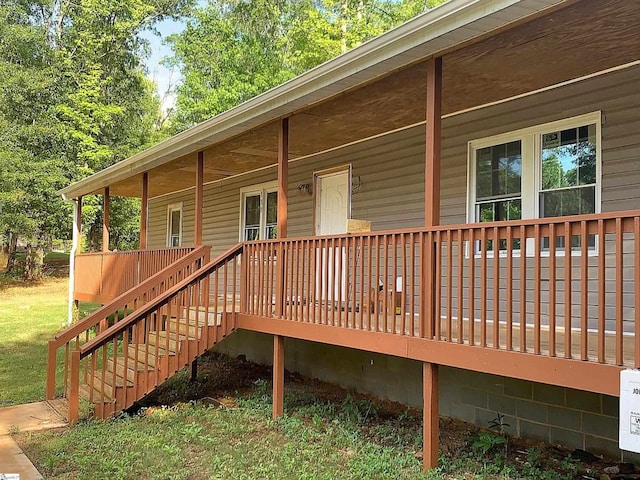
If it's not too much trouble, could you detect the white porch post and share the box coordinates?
[67,196,82,326]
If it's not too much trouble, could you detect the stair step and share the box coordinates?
[148,330,198,345]
[105,356,155,376]
[165,318,209,337]
[78,383,112,403]
[127,345,162,367]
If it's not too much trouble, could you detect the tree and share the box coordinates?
[0,0,192,267]
[166,0,445,132]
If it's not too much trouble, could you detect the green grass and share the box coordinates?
[0,278,69,405]
[16,374,585,480]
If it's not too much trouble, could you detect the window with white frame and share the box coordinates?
[468,112,601,251]
[240,182,277,241]
[167,203,183,247]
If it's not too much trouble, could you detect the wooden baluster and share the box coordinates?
[534,225,541,355]
[409,233,416,337]
[616,217,623,365]
[468,229,475,347]
[564,222,572,359]
[598,219,605,363]
[520,225,527,353]
[549,223,557,357]
[506,226,513,351]
[69,351,80,425]
[435,231,442,341]
[493,226,500,350]
[480,228,487,348]
[445,230,452,342]
[457,229,463,344]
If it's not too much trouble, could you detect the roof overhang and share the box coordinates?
[59,0,568,200]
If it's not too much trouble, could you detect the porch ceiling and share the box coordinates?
[105,0,638,199]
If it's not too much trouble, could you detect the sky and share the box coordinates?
[140,18,186,114]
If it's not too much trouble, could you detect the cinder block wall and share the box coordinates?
[215,331,633,462]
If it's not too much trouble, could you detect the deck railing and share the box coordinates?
[47,246,211,400]
[74,247,196,303]
[66,244,242,422]
[244,210,640,369]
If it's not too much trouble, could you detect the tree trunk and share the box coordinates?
[23,244,44,281]
[6,233,17,272]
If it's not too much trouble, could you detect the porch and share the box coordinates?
[53,0,640,468]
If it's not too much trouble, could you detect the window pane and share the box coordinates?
[541,124,596,190]
[475,141,521,200]
[540,186,595,218]
[244,194,261,226]
[244,227,260,241]
[170,210,180,234]
[477,199,521,223]
[266,191,277,225]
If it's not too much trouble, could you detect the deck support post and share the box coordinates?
[423,362,439,470]
[102,187,110,252]
[273,334,285,418]
[190,358,198,382]
[140,172,148,249]
[195,152,204,246]
[67,196,82,326]
[422,56,442,471]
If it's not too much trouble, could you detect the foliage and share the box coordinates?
[166,0,446,132]
[0,0,190,254]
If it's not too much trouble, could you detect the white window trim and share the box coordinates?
[166,202,183,247]
[466,112,602,257]
[239,180,278,241]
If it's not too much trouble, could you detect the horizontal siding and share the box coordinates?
[149,65,640,240]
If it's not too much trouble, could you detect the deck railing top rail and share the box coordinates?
[56,246,211,346]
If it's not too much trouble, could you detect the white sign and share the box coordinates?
[620,369,640,452]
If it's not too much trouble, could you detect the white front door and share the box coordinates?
[316,170,350,303]
[316,170,349,235]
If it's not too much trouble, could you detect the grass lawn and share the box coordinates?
[0,277,69,405]
[16,355,591,480]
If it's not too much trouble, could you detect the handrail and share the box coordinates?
[75,246,196,257]
[54,246,211,346]
[79,243,243,359]
[243,209,640,243]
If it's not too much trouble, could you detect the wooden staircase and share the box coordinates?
[78,312,234,419]
[47,244,243,423]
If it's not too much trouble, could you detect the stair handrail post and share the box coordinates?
[46,339,57,400]
[69,350,81,425]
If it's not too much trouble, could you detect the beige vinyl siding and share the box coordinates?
[148,65,639,335]
[148,125,426,257]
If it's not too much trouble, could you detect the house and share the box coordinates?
[47,0,640,469]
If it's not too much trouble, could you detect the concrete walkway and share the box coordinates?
[0,400,68,480]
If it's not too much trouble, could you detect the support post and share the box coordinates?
[67,197,82,326]
[140,172,148,249]
[425,57,442,227]
[190,358,198,382]
[102,187,110,252]
[423,362,439,470]
[275,118,289,318]
[195,152,204,245]
[277,118,289,238]
[422,56,442,471]
[273,334,285,419]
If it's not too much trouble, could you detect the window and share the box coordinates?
[468,112,601,252]
[167,203,183,247]
[240,182,277,241]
